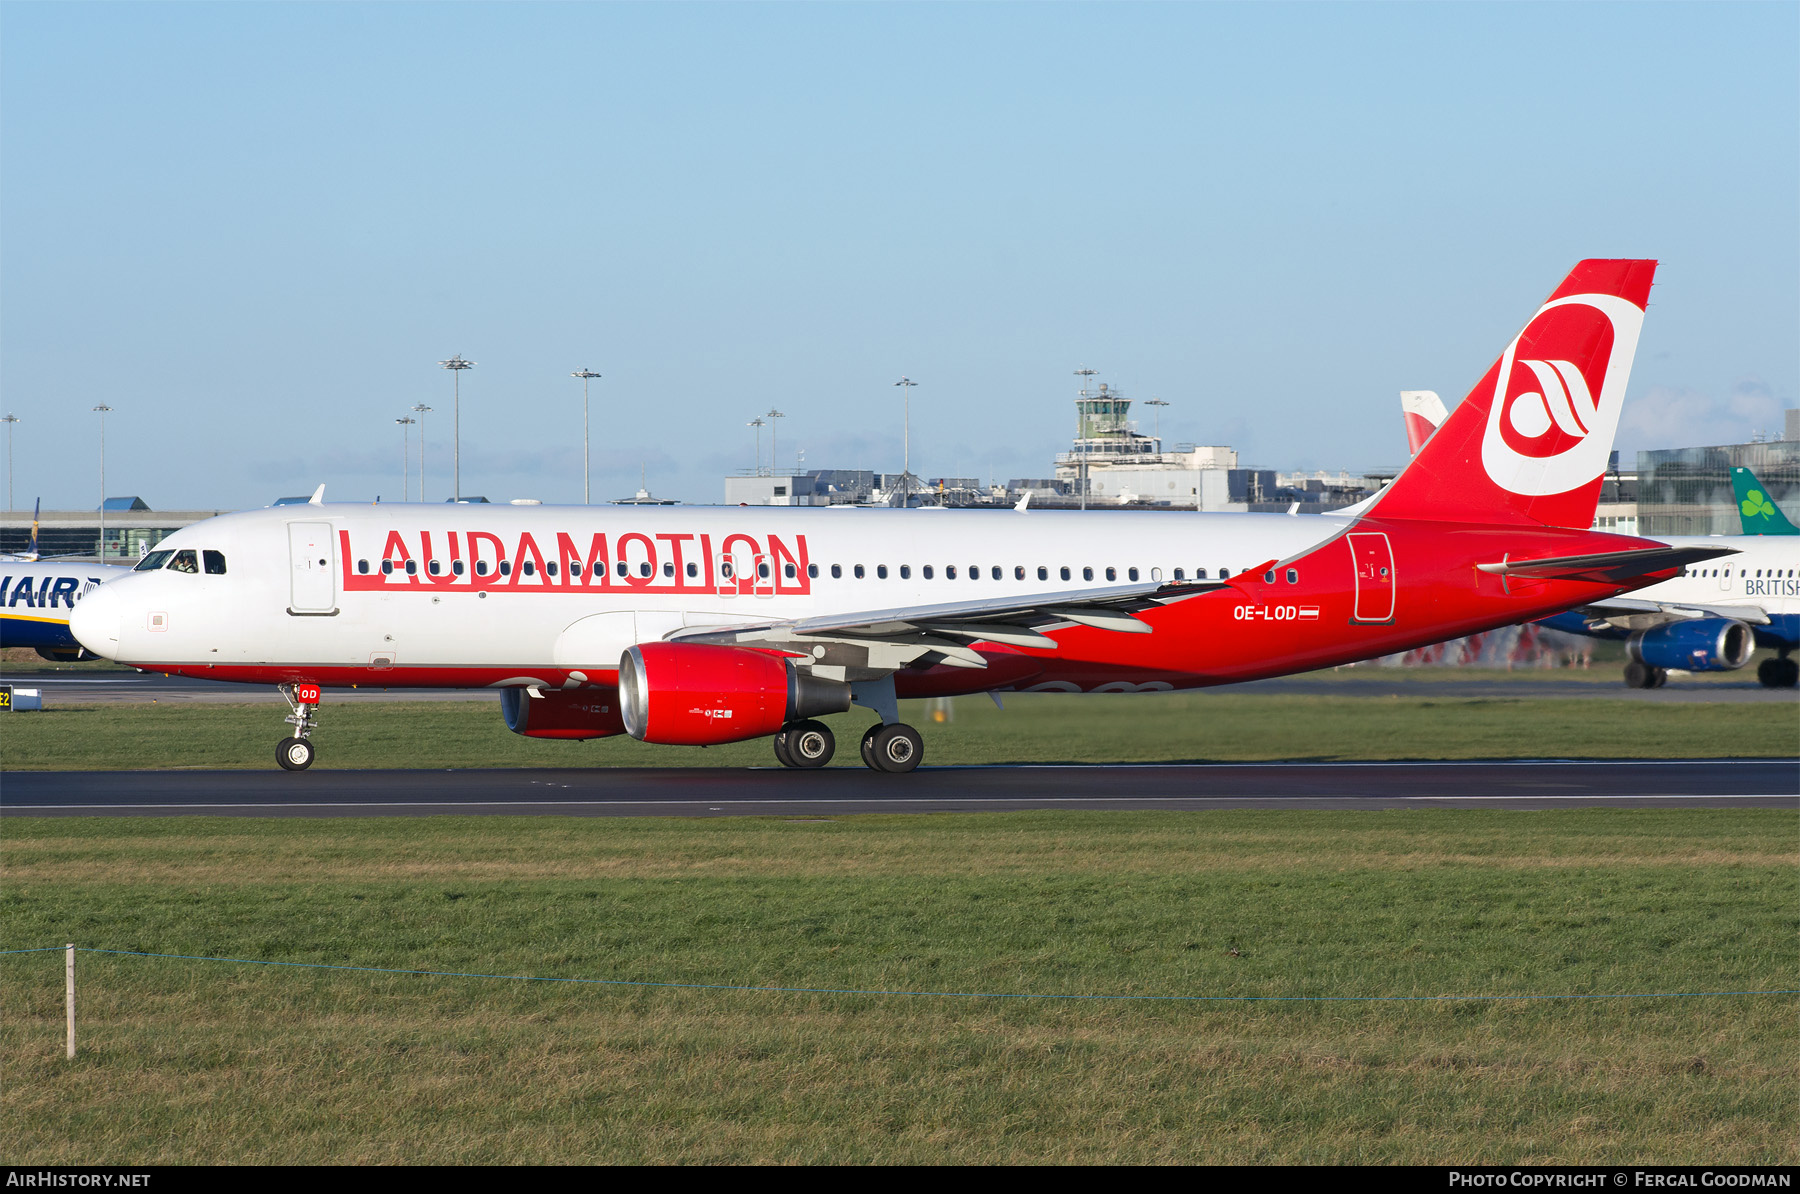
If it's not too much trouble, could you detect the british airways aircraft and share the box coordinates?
[71,260,1732,770]
[1399,395,1797,688]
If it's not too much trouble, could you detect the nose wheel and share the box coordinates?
[276,682,321,770]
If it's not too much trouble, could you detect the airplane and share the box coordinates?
[0,498,138,660]
[71,259,1737,771]
[1397,398,1798,689]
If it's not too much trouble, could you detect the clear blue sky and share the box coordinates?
[3,1,1794,509]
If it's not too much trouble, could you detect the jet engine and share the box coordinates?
[1628,619,1754,672]
[619,642,852,746]
[499,687,628,739]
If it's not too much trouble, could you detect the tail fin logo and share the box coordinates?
[1481,293,1644,497]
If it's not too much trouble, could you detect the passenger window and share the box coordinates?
[1219,568,1229,579]
[570,561,583,577]
[721,562,734,579]
[854,565,865,579]
[615,562,628,578]
[1037,566,1048,581]
[1173,567,1185,581]
[381,560,394,575]
[525,561,537,577]
[758,563,770,579]
[689,563,700,578]
[429,560,442,576]
[1082,567,1094,581]
[1106,567,1117,581]
[1060,566,1071,581]
[136,550,174,571]
[168,550,199,574]
[831,564,842,579]
[1197,568,1208,579]
[900,565,911,579]
[405,560,418,576]
[1128,567,1139,582]
[502,561,515,577]
[357,559,369,575]
[969,566,979,581]
[991,566,1002,580]
[784,563,796,579]
[640,562,652,578]
[1286,568,1299,584]
[923,565,935,579]
[1015,566,1025,580]
[1264,570,1276,583]
[548,562,559,578]
[664,562,675,578]
[947,565,958,579]
[453,560,466,576]
[877,565,889,579]
[807,564,818,579]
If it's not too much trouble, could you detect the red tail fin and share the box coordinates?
[1373,260,1655,529]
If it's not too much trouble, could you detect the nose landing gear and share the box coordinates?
[276,682,321,771]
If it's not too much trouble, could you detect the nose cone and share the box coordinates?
[69,582,123,659]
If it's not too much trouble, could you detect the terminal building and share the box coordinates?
[0,498,226,561]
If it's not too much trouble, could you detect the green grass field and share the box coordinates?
[2,690,1796,770]
[2,811,1794,1164]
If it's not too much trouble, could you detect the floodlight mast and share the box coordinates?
[1,413,17,514]
[92,405,112,558]
[765,409,786,477]
[572,368,602,504]
[411,404,433,502]
[1074,368,1097,511]
[439,355,475,501]
[894,377,917,507]
[395,417,416,501]
[1144,397,1169,451]
[748,417,766,475]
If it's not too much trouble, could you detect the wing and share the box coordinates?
[1558,596,1771,633]
[668,578,1226,681]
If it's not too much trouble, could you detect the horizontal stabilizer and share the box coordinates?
[1476,544,1734,585]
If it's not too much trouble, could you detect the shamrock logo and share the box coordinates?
[1742,489,1777,520]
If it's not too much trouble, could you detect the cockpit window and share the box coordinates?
[136,550,174,572]
[203,550,227,575]
[168,550,200,574]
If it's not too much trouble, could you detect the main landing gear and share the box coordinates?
[1623,662,1667,689]
[772,720,837,769]
[768,719,925,773]
[1758,653,1799,689]
[276,682,320,771]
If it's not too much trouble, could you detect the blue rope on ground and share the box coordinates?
[6,945,1796,1003]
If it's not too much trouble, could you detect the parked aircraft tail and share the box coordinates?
[1371,259,1656,530]
[1731,466,1798,535]
[1399,391,1448,455]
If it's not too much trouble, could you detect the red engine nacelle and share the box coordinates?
[500,687,628,740]
[620,642,851,746]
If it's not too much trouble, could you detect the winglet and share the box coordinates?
[308,484,326,506]
[1014,492,1031,512]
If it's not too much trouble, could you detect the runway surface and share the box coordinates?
[5,759,1794,817]
[5,670,1797,704]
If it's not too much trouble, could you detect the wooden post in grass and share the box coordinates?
[65,943,75,1059]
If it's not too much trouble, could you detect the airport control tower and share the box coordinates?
[1054,370,1240,508]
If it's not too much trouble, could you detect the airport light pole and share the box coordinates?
[395,417,416,501]
[1,413,17,514]
[92,404,112,559]
[894,377,916,507]
[439,355,474,501]
[1144,398,1169,451]
[411,404,433,502]
[765,408,785,476]
[748,417,766,475]
[572,368,602,504]
[1074,368,1096,511]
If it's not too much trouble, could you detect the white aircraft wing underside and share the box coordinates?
[667,578,1228,679]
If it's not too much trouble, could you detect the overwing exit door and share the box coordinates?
[1348,532,1395,623]
[288,521,337,614]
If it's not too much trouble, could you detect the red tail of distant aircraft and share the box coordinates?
[73,259,1731,770]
